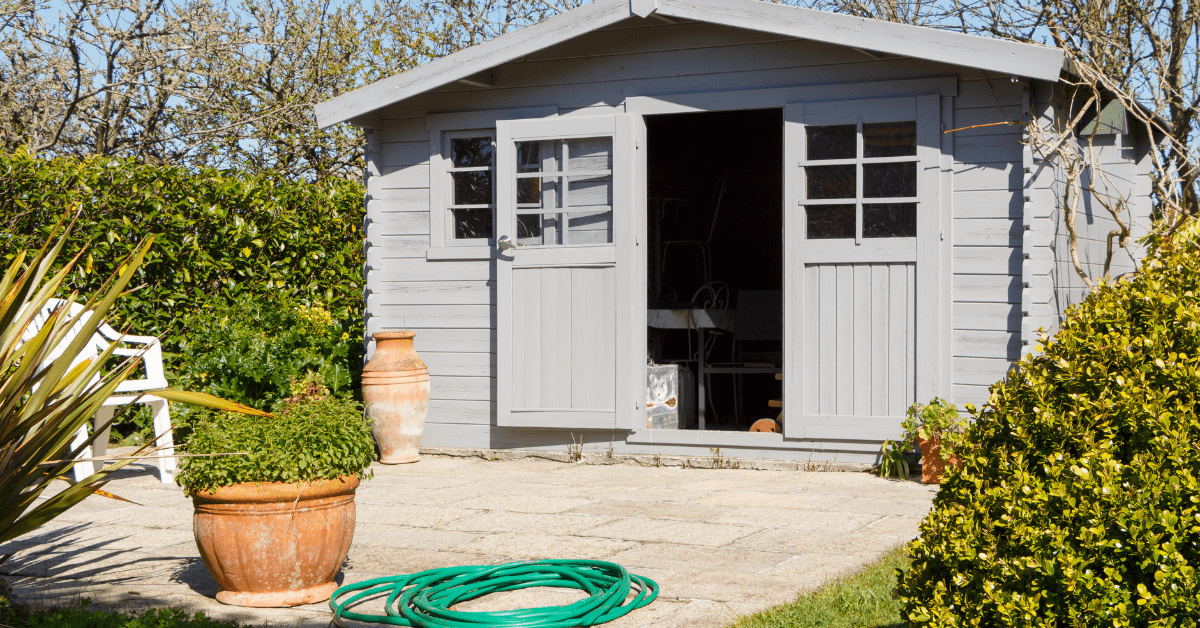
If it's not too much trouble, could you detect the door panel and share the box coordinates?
[497,115,643,430]
[509,265,616,411]
[783,96,939,441]
[802,263,914,420]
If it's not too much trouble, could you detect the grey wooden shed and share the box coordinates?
[315,0,1155,464]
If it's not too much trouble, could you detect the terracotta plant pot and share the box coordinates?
[362,331,430,464]
[917,437,961,484]
[192,476,359,607]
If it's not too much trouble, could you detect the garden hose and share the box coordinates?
[329,559,659,627]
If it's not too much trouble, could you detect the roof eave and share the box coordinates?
[316,0,1065,129]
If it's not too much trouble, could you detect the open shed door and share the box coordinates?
[783,96,940,441]
[496,115,645,429]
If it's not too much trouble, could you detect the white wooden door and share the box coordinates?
[783,96,940,440]
[496,115,645,429]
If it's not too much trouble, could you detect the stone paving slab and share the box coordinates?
[1,452,936,627]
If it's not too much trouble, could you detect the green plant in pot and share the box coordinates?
[900,398,966,484]
[176,381,375,608]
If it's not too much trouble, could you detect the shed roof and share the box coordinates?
[315,0,1065,128]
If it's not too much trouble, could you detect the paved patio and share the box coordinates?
[0,452,936,627]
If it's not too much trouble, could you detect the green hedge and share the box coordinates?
[898,232,1200,626]
[0,148,365,345]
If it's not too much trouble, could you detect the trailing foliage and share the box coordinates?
[0,149,365,346]
[1,602,243,628]
[901,397,966,461]
[898,231,1200,626]
[168,295,362,413]
[176,393,374,495]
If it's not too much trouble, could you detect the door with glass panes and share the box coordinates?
[495,115,645,430]
[782,96,940,441]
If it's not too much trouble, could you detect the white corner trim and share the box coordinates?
[630,0,657,18]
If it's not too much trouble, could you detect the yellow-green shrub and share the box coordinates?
[898,232,1200,627]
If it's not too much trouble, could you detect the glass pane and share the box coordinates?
[806,204,855,239]
[518,176,554,206]
[566,137,612,172]
[863,162,916,197]
[566,174,612,209]
[863,203,917,238]
[451,137,492,168]
[566,210,613,244]
[517,213,558,246]
[452,171,492,205]
[863,122,916,158]
[452,208,491,240]
[517,141,541,172]
[806,165,855,200]
[806,125,856,160]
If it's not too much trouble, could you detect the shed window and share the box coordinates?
[803,120,919,241]
[513,136,613,246]
[444,132,495,242]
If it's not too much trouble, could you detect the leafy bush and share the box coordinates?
[176,393,374,495]
[0,149,365,346]
[898,232,1200,626]
[168,295,362,413]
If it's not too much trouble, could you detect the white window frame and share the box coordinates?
[440,129,496,247]
[426,106,558,261]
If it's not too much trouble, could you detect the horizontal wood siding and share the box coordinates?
[366,116,496,433]
[949,76,1026,408]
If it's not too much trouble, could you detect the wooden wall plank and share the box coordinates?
[954,161,1021,192]
[954,302,1020,332]
[430,376,496,401]
[954,131,1022,164]
[368,213,430,236]
[369,304,495,328]
[954,357,1015,387]
[368,280,494,305]
[954,219,1022,247]
[427,400,495,425]
[423,352,495,377]
[953,329,1021,360]
[954,246,1021,275]
[368,257,494,281]
[953,190,1021,219]
[380,141,429,167]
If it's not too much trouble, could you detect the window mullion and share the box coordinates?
[855,117,864,246]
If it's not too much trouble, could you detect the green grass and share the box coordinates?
[727,547,909,628]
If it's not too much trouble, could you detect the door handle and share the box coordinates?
[497,235,518,251]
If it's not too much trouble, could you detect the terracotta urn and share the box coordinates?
[192,476,359,607]
[362,331,430,464]
[917,437,961,484]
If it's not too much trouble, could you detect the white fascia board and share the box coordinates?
[315,0,630,128]
[315,0,1065,129]
[658,0,1063,82]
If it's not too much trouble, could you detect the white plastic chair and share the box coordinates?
[23,299,175,484]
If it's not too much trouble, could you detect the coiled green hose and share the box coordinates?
[329,559,659,627]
